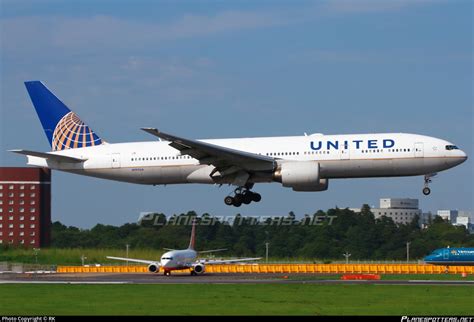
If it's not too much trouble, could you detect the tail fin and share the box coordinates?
[24,81,104,151]
[188,219,196,250]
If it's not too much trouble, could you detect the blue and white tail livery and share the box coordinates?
[24,81,104,151]
[12,81,467,207]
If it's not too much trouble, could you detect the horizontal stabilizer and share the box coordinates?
[9,149,87,163]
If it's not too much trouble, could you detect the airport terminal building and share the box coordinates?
[0,167,51,247]
[351,198,422,225]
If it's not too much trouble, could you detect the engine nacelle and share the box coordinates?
[192,263,206,275]
[273,161,329,192]
[148,263,160,273]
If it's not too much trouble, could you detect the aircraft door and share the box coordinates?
[111,153,121,168]
[443,249,449,260]
[414,142,424,158]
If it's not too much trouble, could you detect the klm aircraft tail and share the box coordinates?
[24,81,104,151]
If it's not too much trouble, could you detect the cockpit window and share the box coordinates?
[445,145,459,150]
[161,257,173,260]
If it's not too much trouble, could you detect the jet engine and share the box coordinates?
[273,161,329,191]
[192,263,206,275]
[148,263,160,273]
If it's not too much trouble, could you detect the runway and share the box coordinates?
[1,272,473,285]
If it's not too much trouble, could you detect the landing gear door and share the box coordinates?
[414,142,424,158]
[111,153,121,168]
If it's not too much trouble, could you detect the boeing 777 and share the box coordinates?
[11,81,468,206]
[107,220,261,275]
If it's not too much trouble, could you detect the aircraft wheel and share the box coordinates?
[233,194,243,207]
[224,196,234,206]
[422,187,431,195]
[242,192,252,204]
[251,192,261,202]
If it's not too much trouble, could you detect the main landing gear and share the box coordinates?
[224,187,261,207]
[422,173,437,196]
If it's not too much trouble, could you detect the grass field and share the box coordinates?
[0,247,164,265]
[283,274,474,281]
[0,247,422,265]
[0,284,473,315]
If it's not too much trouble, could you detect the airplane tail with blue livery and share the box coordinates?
[11,80,467,207]
[24,81,104,151]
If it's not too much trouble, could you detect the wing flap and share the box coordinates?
[141,128,275,174]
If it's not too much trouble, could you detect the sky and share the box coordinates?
[0,0,472,228]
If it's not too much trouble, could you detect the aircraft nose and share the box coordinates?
[456,150,468,165]
[423,255,433,262]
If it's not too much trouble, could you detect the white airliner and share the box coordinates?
[107,220,261,275]
[12,81,468,206]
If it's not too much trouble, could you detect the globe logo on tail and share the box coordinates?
[52,112,103,151]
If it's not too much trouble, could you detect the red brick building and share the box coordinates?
[0,167,51,247]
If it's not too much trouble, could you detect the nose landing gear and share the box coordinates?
[422,173,437,196]
[224,186,261,207]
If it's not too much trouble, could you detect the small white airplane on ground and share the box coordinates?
[107,220,261,275]
[12,81,468,207]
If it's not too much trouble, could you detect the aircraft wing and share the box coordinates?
[141,128,275,182]
[10,149,87,163]
[106,256,157,265]
[198,248,227,254]
[198,257,262,265]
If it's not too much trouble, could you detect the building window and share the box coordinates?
[19,200,24,205]
[9,185,14,190]
[0,216,2,220]
[0,240,2,244]
[0,193,2,197]
[19,231,24,236]
[0,185,3,189]
[0,200,2,205]
[30,208,36,213]
[30,240,35,244]
[30,224,35,228]
[30,186,36,190]
[20,185,25,190]
[8,216,13,220]
[8,224,13,228]
[20,240,25,244]
[19,193,25,197]
[8,232,13,236]
[0,232,2,236]
[0,208,2,213]
[8,208,13,213]
[30,216,36,221]
[19,216,24,221]
[0,224,2,228]
[9,193,14,197]
[30,193,35,197]
[20,224,24,229]
[30,201,35,205]
[30,232,35,236]
[8,200,14,205]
